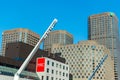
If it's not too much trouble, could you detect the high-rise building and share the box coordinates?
[88,12,119,80]
[43,30,73,52]
[1,28,40,56]
[52,40,115,80]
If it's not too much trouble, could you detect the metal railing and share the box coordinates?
[0,65,38,78]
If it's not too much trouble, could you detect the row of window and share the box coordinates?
[54,46,106,52]
[47,60,68,70]
[46,68,68,77]
[41,76,67,80]
[54,45,105,50]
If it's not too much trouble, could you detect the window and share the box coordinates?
[59,71,61,75]
[52,62,54,66]
[66,73,68,77]
[63,72,65,76]
[46,76,49,80]
[51,77,54,80]
[56,63,58,67]
[56,70,58,75]
[42,76,44,80]
[47,68,49,73]
[47,60,49,65]
[63,66,65,69]
[60,64,61,68]
[52,70,54,74]
[66,67,68,70]
[82,76,84,78]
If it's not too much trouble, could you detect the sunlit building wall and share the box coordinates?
[1,28,40,56]
[88,12,119,80]
[43,30,73,53]
[52,40,114,80]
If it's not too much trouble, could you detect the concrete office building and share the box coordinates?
[1,28,40,56]
[88,12,119,80]
[36,57,69,80]
[43,30,73,53]
[52,40,115,80]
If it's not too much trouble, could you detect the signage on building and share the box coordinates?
[36,58,45,72]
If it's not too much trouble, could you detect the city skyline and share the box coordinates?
[0,0,120,46]
[0,0,120,79]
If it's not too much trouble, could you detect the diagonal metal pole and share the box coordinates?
[14,18,58,80]
[88,54,108,80]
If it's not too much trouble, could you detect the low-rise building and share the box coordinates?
[36,57,69,80]
[51,40,115,80]
[0,42,67,79]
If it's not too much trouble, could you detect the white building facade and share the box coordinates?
[36,57,69,80]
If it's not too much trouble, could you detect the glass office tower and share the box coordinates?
[43,30,73,53]
[88,12,119,80]
[1,28,40,56]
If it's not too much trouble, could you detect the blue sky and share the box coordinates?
[0,0,120,48]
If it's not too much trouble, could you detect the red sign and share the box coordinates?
[36,58,45,72]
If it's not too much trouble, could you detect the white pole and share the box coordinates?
[14,19,58,80]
